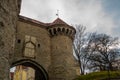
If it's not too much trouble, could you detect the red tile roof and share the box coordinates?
[51,18,70,26]
[19,15,73,29]
[19,15,47,26]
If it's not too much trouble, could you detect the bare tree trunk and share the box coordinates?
[73,25,87,75]
[78,57,84,75]
[109,63,113,71]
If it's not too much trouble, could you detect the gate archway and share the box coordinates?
[10,59,48,80]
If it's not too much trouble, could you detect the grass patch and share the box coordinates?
[74,71,120,80]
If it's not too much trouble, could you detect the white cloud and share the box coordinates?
[20,0,119,36]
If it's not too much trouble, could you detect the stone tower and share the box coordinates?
[0,0,20,80]
[48,18,76,80]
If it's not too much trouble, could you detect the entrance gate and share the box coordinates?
[11,59,48,80]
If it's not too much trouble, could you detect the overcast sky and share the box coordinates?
[20,0,120,37]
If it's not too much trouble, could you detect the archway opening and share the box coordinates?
[10,60,48,80]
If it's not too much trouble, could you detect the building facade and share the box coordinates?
[0,0,79,80]
[12,15,78,80]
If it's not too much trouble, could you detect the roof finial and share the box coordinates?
[56,10,59,18]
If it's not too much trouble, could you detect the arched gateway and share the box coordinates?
[11,59,48,80]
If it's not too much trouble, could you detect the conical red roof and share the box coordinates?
[51,18,70,26]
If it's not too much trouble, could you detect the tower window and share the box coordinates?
[66,29,69,34]
[57,28,61,32]
[53,28,56,35]
[69,30,72,34]
[49,29,52,35]
[0,22,4,27]
[38,44,40,47]
[17,39,21,43]
[62,28,65,32]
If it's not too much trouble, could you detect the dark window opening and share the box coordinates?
[49,29,52,35]
[17,39,21,43]
[53,28,56,35]
[66,29,69,34]
[69,30,72,34]
[57,28,61,32]
[62,28,65,32]
[38,44,40,47]
[0,22,4,27]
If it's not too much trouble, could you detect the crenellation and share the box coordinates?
[48,26,75,41]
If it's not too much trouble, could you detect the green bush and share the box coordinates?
[74,71,120,80]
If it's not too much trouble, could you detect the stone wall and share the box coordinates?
[14,20,51,72]
[50,35,77,80]
[0,0,19,80]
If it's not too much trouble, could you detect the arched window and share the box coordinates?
[57,28,61,32]
[53,28,56,35]
[49,29,52,35]
[66,29,69,34]
[62,28,65,32]
[69,30,72,34]
[24,35,36,58]
[24,42,35,58]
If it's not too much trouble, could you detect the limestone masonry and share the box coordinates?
[0,0,79,80]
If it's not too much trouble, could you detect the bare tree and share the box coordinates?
[73,25,89,75]
[85,33,120,71]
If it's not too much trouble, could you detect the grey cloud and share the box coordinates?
[20,0,120,37]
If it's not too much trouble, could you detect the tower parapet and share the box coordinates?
[47,18,76,40]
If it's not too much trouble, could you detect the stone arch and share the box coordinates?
[66,28,69,34]
[57,28,61,32]
[53,28,57,35]
[48,29,52,35]
[11,59,48,80]
[69,30,72,35]
[62,28,65,32]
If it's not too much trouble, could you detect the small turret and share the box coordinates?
[47,18,76,40]
[48,18,77,80]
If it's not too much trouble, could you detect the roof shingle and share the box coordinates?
[51,18,70,26]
